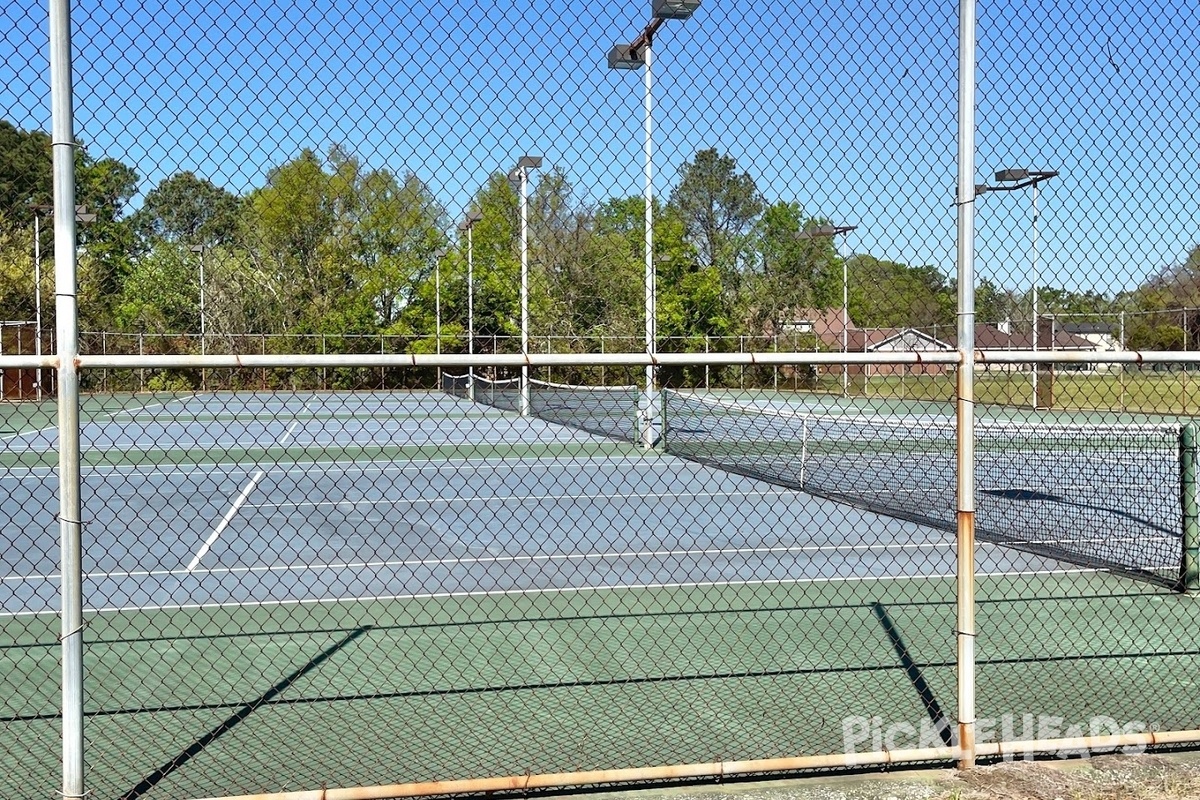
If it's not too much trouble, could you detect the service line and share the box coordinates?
[185,418,300,572]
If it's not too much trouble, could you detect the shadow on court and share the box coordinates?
[117,625,373,800]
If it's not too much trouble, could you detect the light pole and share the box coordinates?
[32,203,94,400]
[432,246,450,390]
[798,223,857,397]
[458,210,483,400]
[608,0,701,448]
[508,156,542,417]
[432,247,449,355]
[977,168,1058,409]
[187,245,207,355]
[188,244,207,391]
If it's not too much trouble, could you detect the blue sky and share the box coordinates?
[2,0,1198,300]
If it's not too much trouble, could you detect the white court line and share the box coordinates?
[1,448,665,477]
[0,396,188,446]
[0,567,1102,618]
[248,487,796,510]
[185,419,300,572]
[184,470,265,572]
[8,540,970,583]
[0,452,665,478]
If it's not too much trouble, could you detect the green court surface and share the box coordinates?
[2,572,1196,799]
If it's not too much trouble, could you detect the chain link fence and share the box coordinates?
[3,0,1200,798]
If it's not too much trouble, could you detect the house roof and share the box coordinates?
[955,324,1095,350]
[768,311,1096,352]
[1063,322,1116,336]
[773,307,857,348]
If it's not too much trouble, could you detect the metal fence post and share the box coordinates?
[955,0,978,769]
[49,0,86,793]
[1181,423,1199,593]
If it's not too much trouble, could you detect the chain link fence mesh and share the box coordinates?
[3,0,1200,798]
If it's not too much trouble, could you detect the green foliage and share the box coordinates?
[0,121,52,225]
[848,254,954,329]
[1127,321,1187,350]
[669,147,763,281]
[0,218,35,321]
[132,171,240,248]
[112,243,199,333]
[244,149,334,302]
[22,124,1190,363]
[145,371,194,393]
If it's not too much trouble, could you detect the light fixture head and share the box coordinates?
[798,222,858,239]
[995,168,1030,183]
[653,0,701,19]
[458,210,483,231]
[516,155,543,169]
[995,168,1058,184]
[607,44,644,69]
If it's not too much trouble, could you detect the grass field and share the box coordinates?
[848,370,1200,415]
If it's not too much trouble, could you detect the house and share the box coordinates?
[771,308,955,377]
[766,309,1105,379]
[967,319,1098,372]
[1061,322,1121,351]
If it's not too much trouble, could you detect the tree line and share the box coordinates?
[2,118,1196,362]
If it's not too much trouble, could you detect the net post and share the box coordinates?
[659,389,668,451]
[799,417,809,488]
[1180,422,1199,593]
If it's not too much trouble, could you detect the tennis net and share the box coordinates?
[662,390,1188,583]
[443,373,640,442]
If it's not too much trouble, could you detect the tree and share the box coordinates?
[668,148,763,285]
[353,168,446,329]
[977,277,1019,326]
[0,218,35,321]
[394,172,518,353]
[751,205,841,328]
[112,243,200,334]
[0,121,52,226]
[133,171,240,248]
[242,149,336,327]
[847,255,954,330]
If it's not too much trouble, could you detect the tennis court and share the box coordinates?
[2,389,1199,799]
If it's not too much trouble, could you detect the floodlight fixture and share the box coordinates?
[797,223,858,239]
[794,222,858,397]
[607,0,700,447]
[978,168,1059,193]
[32,202,96,222]
[608,44,645,70]
[653,0,701,20]
[516,156,542,170]
[457,210,483,231]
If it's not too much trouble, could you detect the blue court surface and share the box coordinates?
[1,390,1197,800]
[0,390,1093,615]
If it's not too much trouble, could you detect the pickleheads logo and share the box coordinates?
[842,714,1150,758]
